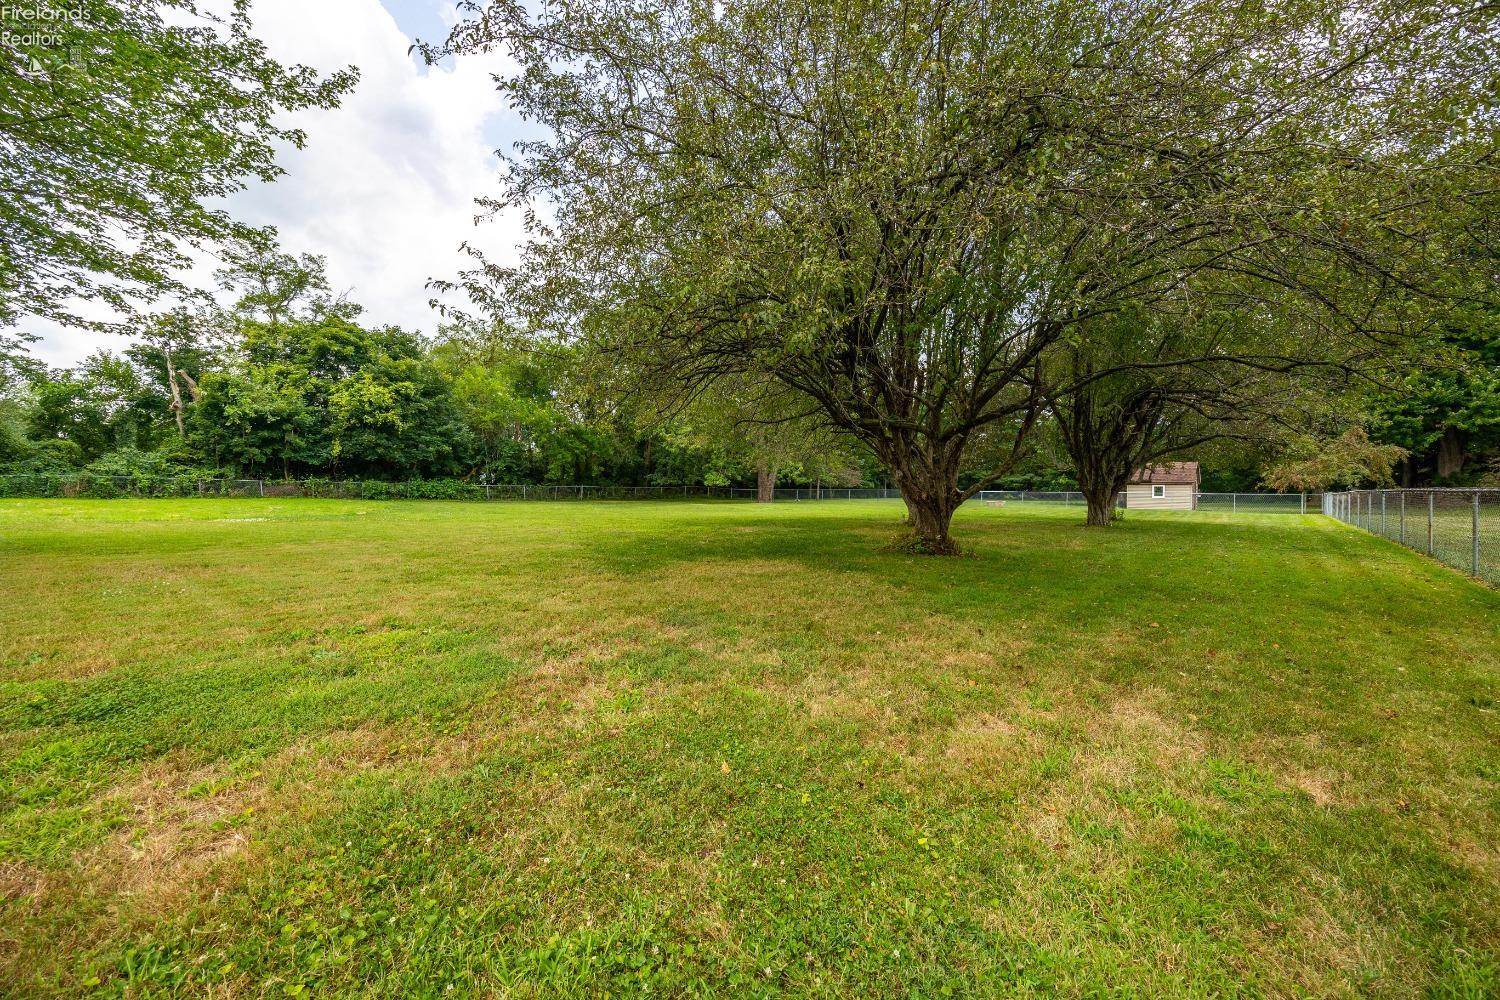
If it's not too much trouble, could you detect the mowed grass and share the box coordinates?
[1,499,1497,998]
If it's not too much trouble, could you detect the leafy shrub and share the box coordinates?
[84,448,183,479]
[401,479,484,501]
[2,438,84,476]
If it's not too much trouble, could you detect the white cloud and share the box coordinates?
[25,0,521,367]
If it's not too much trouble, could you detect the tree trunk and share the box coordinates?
[1436,426,1465,480]
[1077,465,1126,527]
[892,468,915,524]
[1084,489,1115,526]
[894,467,961,554]
[163,345,187,439]
[177,368,201,403]
[756,462,777,502]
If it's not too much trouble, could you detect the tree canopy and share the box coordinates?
[0,0,356,328]
[438,0,1498,550]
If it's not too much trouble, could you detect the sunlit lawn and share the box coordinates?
[1,498,1496,997]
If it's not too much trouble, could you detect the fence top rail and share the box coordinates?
[1326,488,1500,497]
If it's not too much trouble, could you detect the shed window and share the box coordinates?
[1151,485,1166,498]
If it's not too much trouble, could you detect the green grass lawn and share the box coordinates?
[1,499,1496,998]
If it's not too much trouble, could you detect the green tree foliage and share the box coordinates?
[25,352,169,461]
[127,308,220,441]
[1040,300,1344,525]
[658,378,868,500]
[193,317,471,479]
[1369,317,1500,483]
[215,248,356,329]
[430,325,613,483]
[190,362,319,479]
[1263,429,1408,492]
[0,332,42,387]
[0,0,356,327]
[4,296,857,489]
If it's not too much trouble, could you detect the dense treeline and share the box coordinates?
[0,254,907,490]
[3,266,1493,493]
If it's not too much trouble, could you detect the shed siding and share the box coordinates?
[1126,484,1196,510]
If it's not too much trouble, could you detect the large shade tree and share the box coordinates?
[1044,305,1274,526]
[440,0,1495,551]
[1039,284,1398,526]
[0,0,356,328]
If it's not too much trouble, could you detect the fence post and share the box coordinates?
[1399,492,1405,544]
[1381,492,1386,535]
[1474,492,1482,577]
[1427,493,1435,555]
[1300,493,1306,514]
[259,479,265,498]
[1232,494,1237,513]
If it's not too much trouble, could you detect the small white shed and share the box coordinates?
[1126,462,1200,510]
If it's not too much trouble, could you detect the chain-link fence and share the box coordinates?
[1195,492,1317,513]
[1,475,1331,515]
[0,476,912,503]
[727,487,904,501]
[974,490,1314,512]
[0,475,752,501]
[1325,489,1499,584]
[975,490,1113,506]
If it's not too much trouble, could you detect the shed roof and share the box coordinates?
[1128,462,1200,485]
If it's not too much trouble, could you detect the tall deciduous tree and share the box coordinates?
[0,1,356,328]
[215,248,357,331]
[1263,429,1408,492]
[131,308,215,439]
[26,352,166,460]
[1041,296,1369,525]
[439,0,1496,553]
[1369,313,1500,483]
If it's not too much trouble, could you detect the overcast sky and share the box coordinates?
[27,0,525,367]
